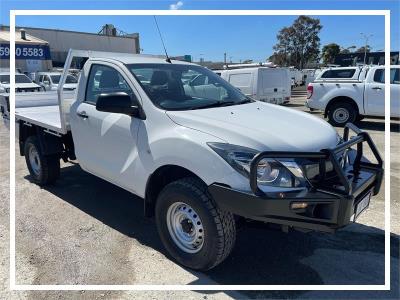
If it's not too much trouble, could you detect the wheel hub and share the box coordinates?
[28,145,41,175]
[180,219,194,234]
[166,202,204,253]
[333,108,349,123]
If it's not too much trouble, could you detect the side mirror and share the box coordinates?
[96,92,146,119]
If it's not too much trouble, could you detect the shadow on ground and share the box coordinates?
[27,164,399,299]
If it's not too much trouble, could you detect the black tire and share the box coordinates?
[155,177,236,271]
[24,136,60,185]
[327,101,358,127]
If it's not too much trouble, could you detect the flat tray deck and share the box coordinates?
[15,105,63,133]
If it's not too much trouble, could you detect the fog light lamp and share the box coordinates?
[291,202,308,210]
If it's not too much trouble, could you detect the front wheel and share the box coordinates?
[155,178,236,271]
[327,102,358,127]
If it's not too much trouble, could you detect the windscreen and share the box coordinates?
[127,63,248,110]
[0,74,33,84]
[51,74,78,84]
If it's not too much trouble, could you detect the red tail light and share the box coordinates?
[307,84,313,99]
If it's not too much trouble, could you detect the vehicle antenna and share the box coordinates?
[153,16,172,63]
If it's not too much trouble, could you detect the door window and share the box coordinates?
[373,68,399,84]
[85,64,132,104]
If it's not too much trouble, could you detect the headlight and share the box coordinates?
[208,143,307,188]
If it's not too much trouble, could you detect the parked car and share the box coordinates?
[3,50,383,271]
[36,71,78,91]
[306,65,400,126]
[220,67,291,104]
[0,72,42,93]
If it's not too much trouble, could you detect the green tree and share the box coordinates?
[356,45,371,53]
[321,43,341,64]
[340,45,356,54]
[271,16,322,69]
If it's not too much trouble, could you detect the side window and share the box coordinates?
[391,69,399,84]
[373,68,399,84]
[321,69,356,79]
[373,69,384,83]
[39,75,44,83]
[85,64,132,104]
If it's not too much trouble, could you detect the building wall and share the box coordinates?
[19,27,140,66]
[0,57,52,73]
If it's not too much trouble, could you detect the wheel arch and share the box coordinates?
[144,164,205,218]
[324,96,360,118]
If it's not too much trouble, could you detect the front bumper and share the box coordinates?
[208,123,383,233]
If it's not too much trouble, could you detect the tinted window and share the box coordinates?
[129,63,247,111]
[321,69,356,79]
[85,64,132,104]
[373,68,399,84]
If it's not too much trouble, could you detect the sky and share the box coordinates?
[0,0,399,62]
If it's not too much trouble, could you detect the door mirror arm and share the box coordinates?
[130,104,146,120]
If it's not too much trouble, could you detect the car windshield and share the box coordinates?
[127,63,250,110]
[50,74,78,84]
[0,74,33,84]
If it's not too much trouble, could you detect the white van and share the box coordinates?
[220,67,291,104]
[288,68,303,87]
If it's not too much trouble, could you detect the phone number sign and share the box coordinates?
[0,44,51,60]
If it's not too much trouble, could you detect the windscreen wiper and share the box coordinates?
[191,101,237,110]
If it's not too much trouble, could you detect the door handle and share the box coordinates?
[372,87,382,90]
[76,111,89,119]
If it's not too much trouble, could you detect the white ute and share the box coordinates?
[35,71,78,91]
[3,50,383,270]
[307,65,400,126]
[0,72,42,93]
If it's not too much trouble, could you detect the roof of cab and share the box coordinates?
[89,54,196,66]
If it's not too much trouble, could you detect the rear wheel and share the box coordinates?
[328,101,358,127]
[24,136,60,185]
[155,177,236,271]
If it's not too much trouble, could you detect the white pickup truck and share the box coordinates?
[306,66,400,126]
[2,50,383,271]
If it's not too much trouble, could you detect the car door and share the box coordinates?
[70,62,142,192]
[390,68,400,117]
[365,68,399,117]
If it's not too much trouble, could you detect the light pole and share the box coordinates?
[360,33,373,65]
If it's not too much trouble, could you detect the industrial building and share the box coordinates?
[334,51,399,66]
[0,24,140,72]
[0,28,52,72]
